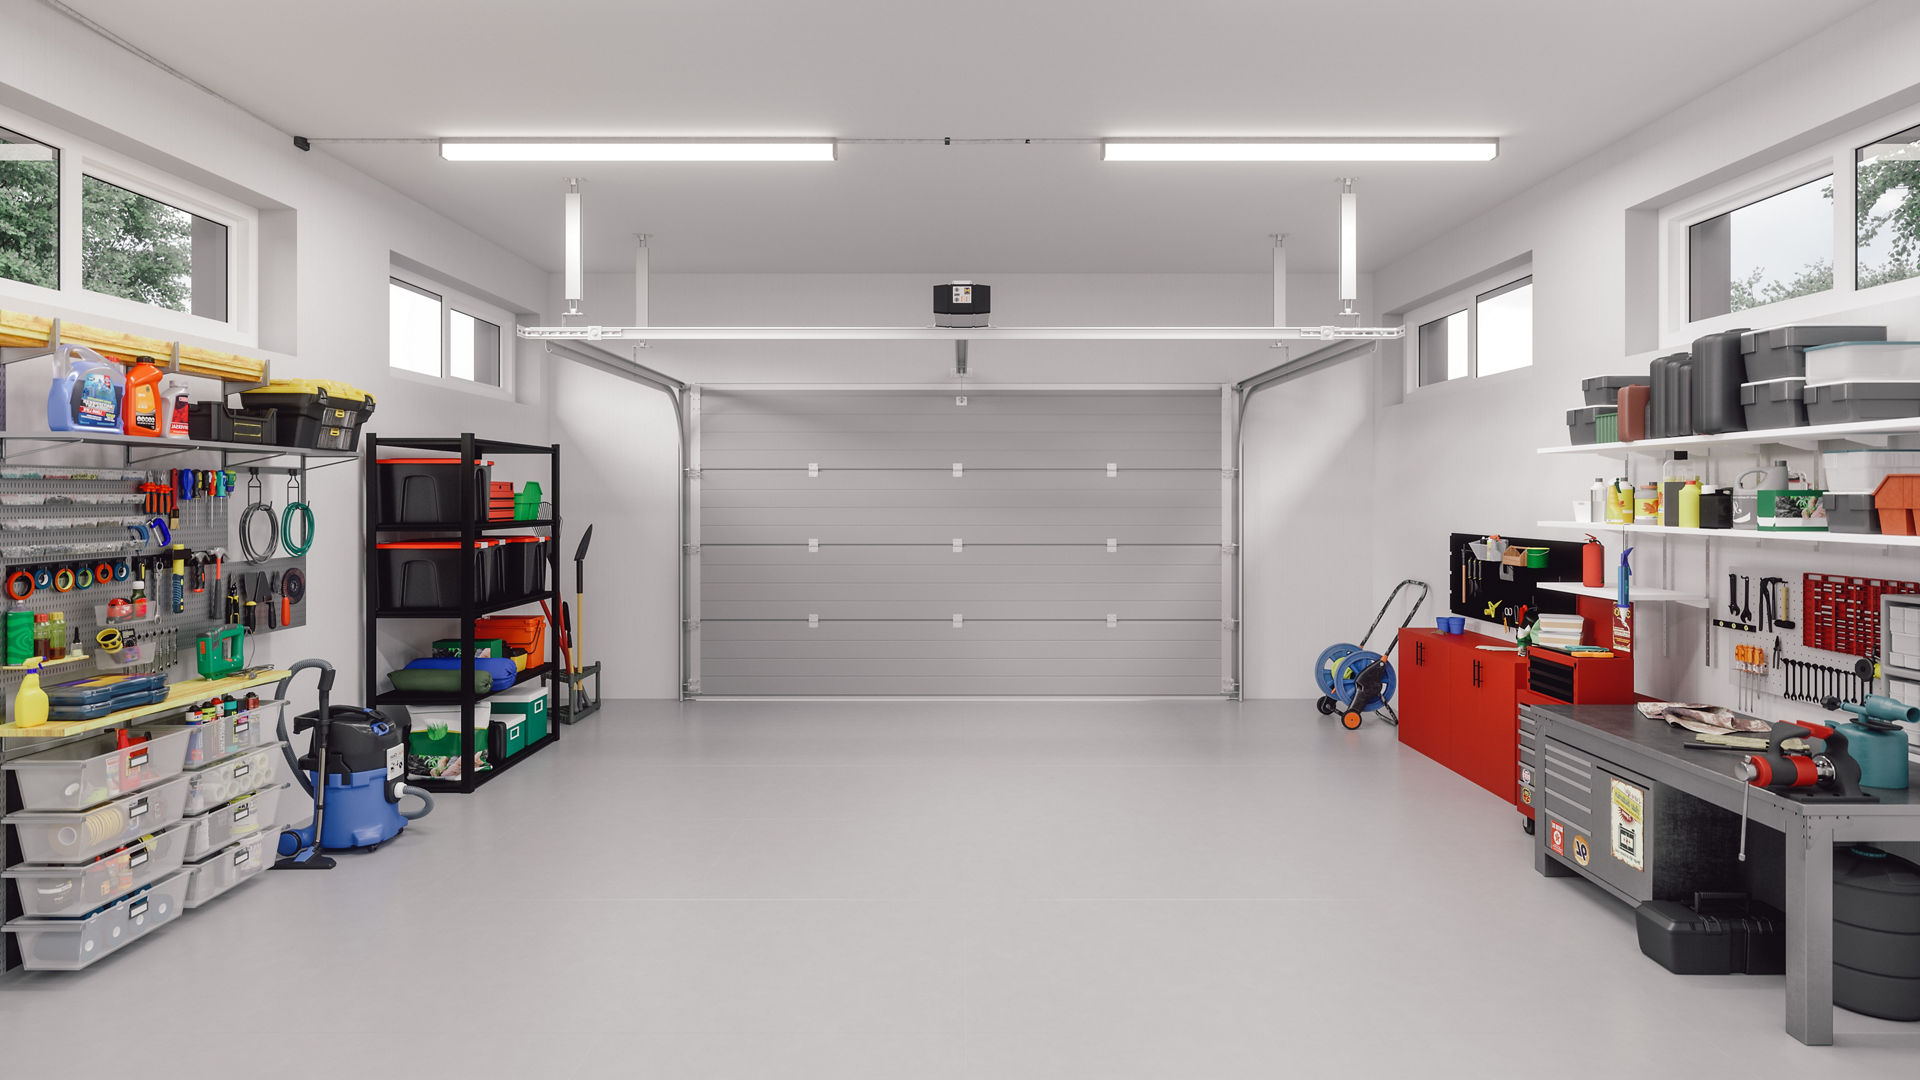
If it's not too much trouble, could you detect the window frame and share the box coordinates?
[0,102,258,346]
[388,266,516,400]
[1401,266,1535,395]
[1658,99,1920,347]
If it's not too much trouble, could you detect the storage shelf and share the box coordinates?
[374,438,556,457]
[408,730,557,793]
[375,662,554,706]
[0,669,290,738]
[1537,581,1708,607]
[2,652,89,672]
[0,430,356,467]
[373,594,551,620]
[1535,520,1920,549]
[1538,416,1920,457]
[372,519,553,533]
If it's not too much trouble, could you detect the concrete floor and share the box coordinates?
[3,698,1918,1077]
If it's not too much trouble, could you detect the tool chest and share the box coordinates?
[238,379,375,452]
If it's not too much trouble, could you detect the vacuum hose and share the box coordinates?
[274,659,335,800]
[396,784,435,820]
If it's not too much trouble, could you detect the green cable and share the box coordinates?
[281,501,315,556]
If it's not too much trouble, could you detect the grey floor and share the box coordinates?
[3,699,1918,1077]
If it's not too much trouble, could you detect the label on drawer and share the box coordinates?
[129,898,148,920]
[234,847,251,868]
[129,796,149,820]
[1611,779,1646,872]
[233,761,250,779]
[234,718,250,738]
[128,749,148,769]
[233,801,252,823]
[129,849,149,869]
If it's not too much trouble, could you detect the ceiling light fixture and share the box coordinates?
[1101,138,1497,162]
[564,179,583,316]
[441,139,836,162]
[1339,179,1358,317]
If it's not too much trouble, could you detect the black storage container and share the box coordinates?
[1635,894,1785,975]
[1834,847,1920,1021]
[238,380,376,452]
[1742,325,1888,382]
[1582,374,1651,406]
[1803,382,1920,425]
[377,458,493,526]
[497,536,548,599]
[1692,329,1750,434]
[1650,352,1692,438]
[1825,493,1883,534]
[376,542,496,610]
[1739,377,1808,430]
[1698,488,1734,529]
[1566,406,1613,445]
[187,403,277,445]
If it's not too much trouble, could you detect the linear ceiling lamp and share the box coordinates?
[564,178,583,316]
[1102,138,1497,162]
[441,138,836,162]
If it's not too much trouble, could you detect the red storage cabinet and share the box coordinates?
[1396,627,1522,795]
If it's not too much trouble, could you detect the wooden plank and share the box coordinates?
[0,309,268,383]
[0,669,292,738]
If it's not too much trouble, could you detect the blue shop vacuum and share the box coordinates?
[273,659,433,870]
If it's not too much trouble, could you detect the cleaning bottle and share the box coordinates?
[12,657,49,728]
[1678,480,1701,529]
[32,613,50,659]
[163,377,193,439]
[123,359,163,438]
[1588,479,1608,524]
[46,345,126,432]
[47,611,66,661]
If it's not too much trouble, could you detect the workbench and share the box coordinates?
[1524,702,1920,1045]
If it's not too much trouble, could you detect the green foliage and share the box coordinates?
[1730,259,1834,313]
[0,158,59,289]
[1857,153,1920,288]
[81,176,190,311]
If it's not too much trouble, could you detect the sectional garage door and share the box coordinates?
[688,387,1233,696]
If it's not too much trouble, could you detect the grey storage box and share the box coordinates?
[181,783,287,861]
[1567,405,1614,445]
[1742,325,1888,381]
[182,830,274,908]
[1803,382,1920,425]
[1740,377,1808,429]
[1,869,189,971]
[3,727,191,812]
[1582,374,1650,406]
[1825,492,1883,534]
[1,822,189,917]
[4,775,191,864]
[139,700,284,768]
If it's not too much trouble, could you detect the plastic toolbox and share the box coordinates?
[1635,896,1784,975]
[1803,381,1920,425]
[182,830,274,909]
[496,535,549,599]
[2,822,189,918]
[1805,341,1920,385]
[1822,450,1920,494]
[377,457,493,525]
[5,774,190,865]
[181,783,286,861]
[2,869,189,971]
[514,482,544,520]
[1566,405,1614,445]
[475,614,547,669]
[1742,325,1887,381]
[1826,492,1882,534]
[1739,377,1807,429]
[186,402,277,444]
[376,540,499,609]
[3,726,190,812]
[1581,374,1650,406]
[181,745,279,816]
[139,700,284,768]
[238,379,375,452]
[40,671,168,722]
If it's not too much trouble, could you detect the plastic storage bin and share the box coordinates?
[1740,377,1808,430]
[1805,341,1920,386]
[407,703,492,779]
[1742,326,1887,381]
[1822,450,1920,495]
[2,822,189,918]
[238,379,376,451]
[1582,374,1650,406]
[2,870,189,971]
[182,745,278,816]
[1566,406,1614,445]
[377,540,498,610]
[475,614,547,669]
[181,783,286,861]
[1803,382,1920,425]
[140,700,284,768]
[490,681,550,747]
[4,774,191,864]
[1617,383,1651,441]
[497,535,549,599]
[1757,489,1827,532]
[377,458,493,525]
[182,831,274,909]
[1692,329,1750,434]
[4,727,190,812]
[1827,493,1883,535]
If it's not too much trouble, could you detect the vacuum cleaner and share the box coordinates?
[273,659,433,869]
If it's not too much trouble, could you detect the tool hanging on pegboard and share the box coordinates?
[1803,574,1920,654]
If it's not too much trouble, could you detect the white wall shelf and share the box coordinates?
[1538,416,1920,457]
[1535,520,1920,549]
[1537,580,1708,607]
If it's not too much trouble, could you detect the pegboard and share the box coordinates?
[1718,566,1881,711]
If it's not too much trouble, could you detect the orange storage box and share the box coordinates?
[474,615,547,669]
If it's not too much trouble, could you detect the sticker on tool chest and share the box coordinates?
[1549,819,1565,855]
[1610,779,1646,871]
[1572,834,1592,867]
[1519,787,1533,806]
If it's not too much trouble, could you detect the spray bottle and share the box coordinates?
[12,657,49,729]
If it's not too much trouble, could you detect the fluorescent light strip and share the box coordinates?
[1102,139,1497,162]
[441,140,836,162]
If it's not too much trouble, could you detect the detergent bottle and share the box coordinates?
[12,658,49,729]
[46,345,125,432]
[123,359,163,437]
[163,378,193,438]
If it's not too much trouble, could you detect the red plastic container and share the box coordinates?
[1617,384,1651,442]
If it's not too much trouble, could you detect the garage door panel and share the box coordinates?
[705,600,1221,620]
[703,523,1220,545]
[706,639,1221,661]
[704,581,1214,605]
[701,675,1224,695]
[703,487,1221,511]
[705,560,1219,586]
[702,412,1221,435]
[704,545,1221,568]
[702,619,1220,643]
[703,470,1220,492]
[701,448,1222,469]
[702,657,1219,678]
[702,391,1219,417]
[702,505,1218,529]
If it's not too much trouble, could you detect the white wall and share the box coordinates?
[1367,0,1920,718]
[1,3,556,707]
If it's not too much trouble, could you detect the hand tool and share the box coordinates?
[170,542,187,614]
[1728,573,1740,617]
[281,566,304,626]
[1734,720,1877,862]
[176,468,194,523]
[1741,575,1752,624]
[243,573,257,632]
[267,572,280,629]
[225,574,241,626]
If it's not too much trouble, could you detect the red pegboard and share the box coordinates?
[1804,573,1920,654]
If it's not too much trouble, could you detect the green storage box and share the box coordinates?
[489,682,547,756]
[514,482,544,521]
[490,716,526,759]
[1595,412,1619,443]
[406,715,491,779]
[432,637,509,659]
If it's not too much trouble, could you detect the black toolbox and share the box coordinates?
[1635,893,1785,975]
[239,380,375,451]
[187,402,277,444]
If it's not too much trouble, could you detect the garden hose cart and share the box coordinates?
[1313,579,1430,729]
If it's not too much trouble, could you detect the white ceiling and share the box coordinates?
[66,0,1870,275]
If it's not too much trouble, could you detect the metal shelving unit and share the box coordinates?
[364,433,562,794]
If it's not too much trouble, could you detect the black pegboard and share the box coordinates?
[1448,532,1586,623]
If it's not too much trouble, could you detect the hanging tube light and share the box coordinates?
[564,178,583,316]
[1339,179,1357,317]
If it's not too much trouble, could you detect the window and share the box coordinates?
[1407,269,1533,389]
[1857,122,1920,290]
[389,269,511,390]
[82,175,228,321]
[1688,175,1833,319]
[0,126,58,290]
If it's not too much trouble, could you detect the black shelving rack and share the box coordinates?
[364,433,563,794]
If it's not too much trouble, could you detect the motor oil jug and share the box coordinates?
[163,378,193,438]
[46,345,125,432]
[122,359,163,437]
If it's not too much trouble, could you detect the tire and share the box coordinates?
[1316,696,1336,715]
[1341,711,1363,730]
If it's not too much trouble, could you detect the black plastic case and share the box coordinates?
[1635,894,1784,975]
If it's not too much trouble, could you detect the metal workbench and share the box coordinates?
[1523,702,1920,1046]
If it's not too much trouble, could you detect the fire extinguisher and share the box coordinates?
[1582,534,1605,588]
